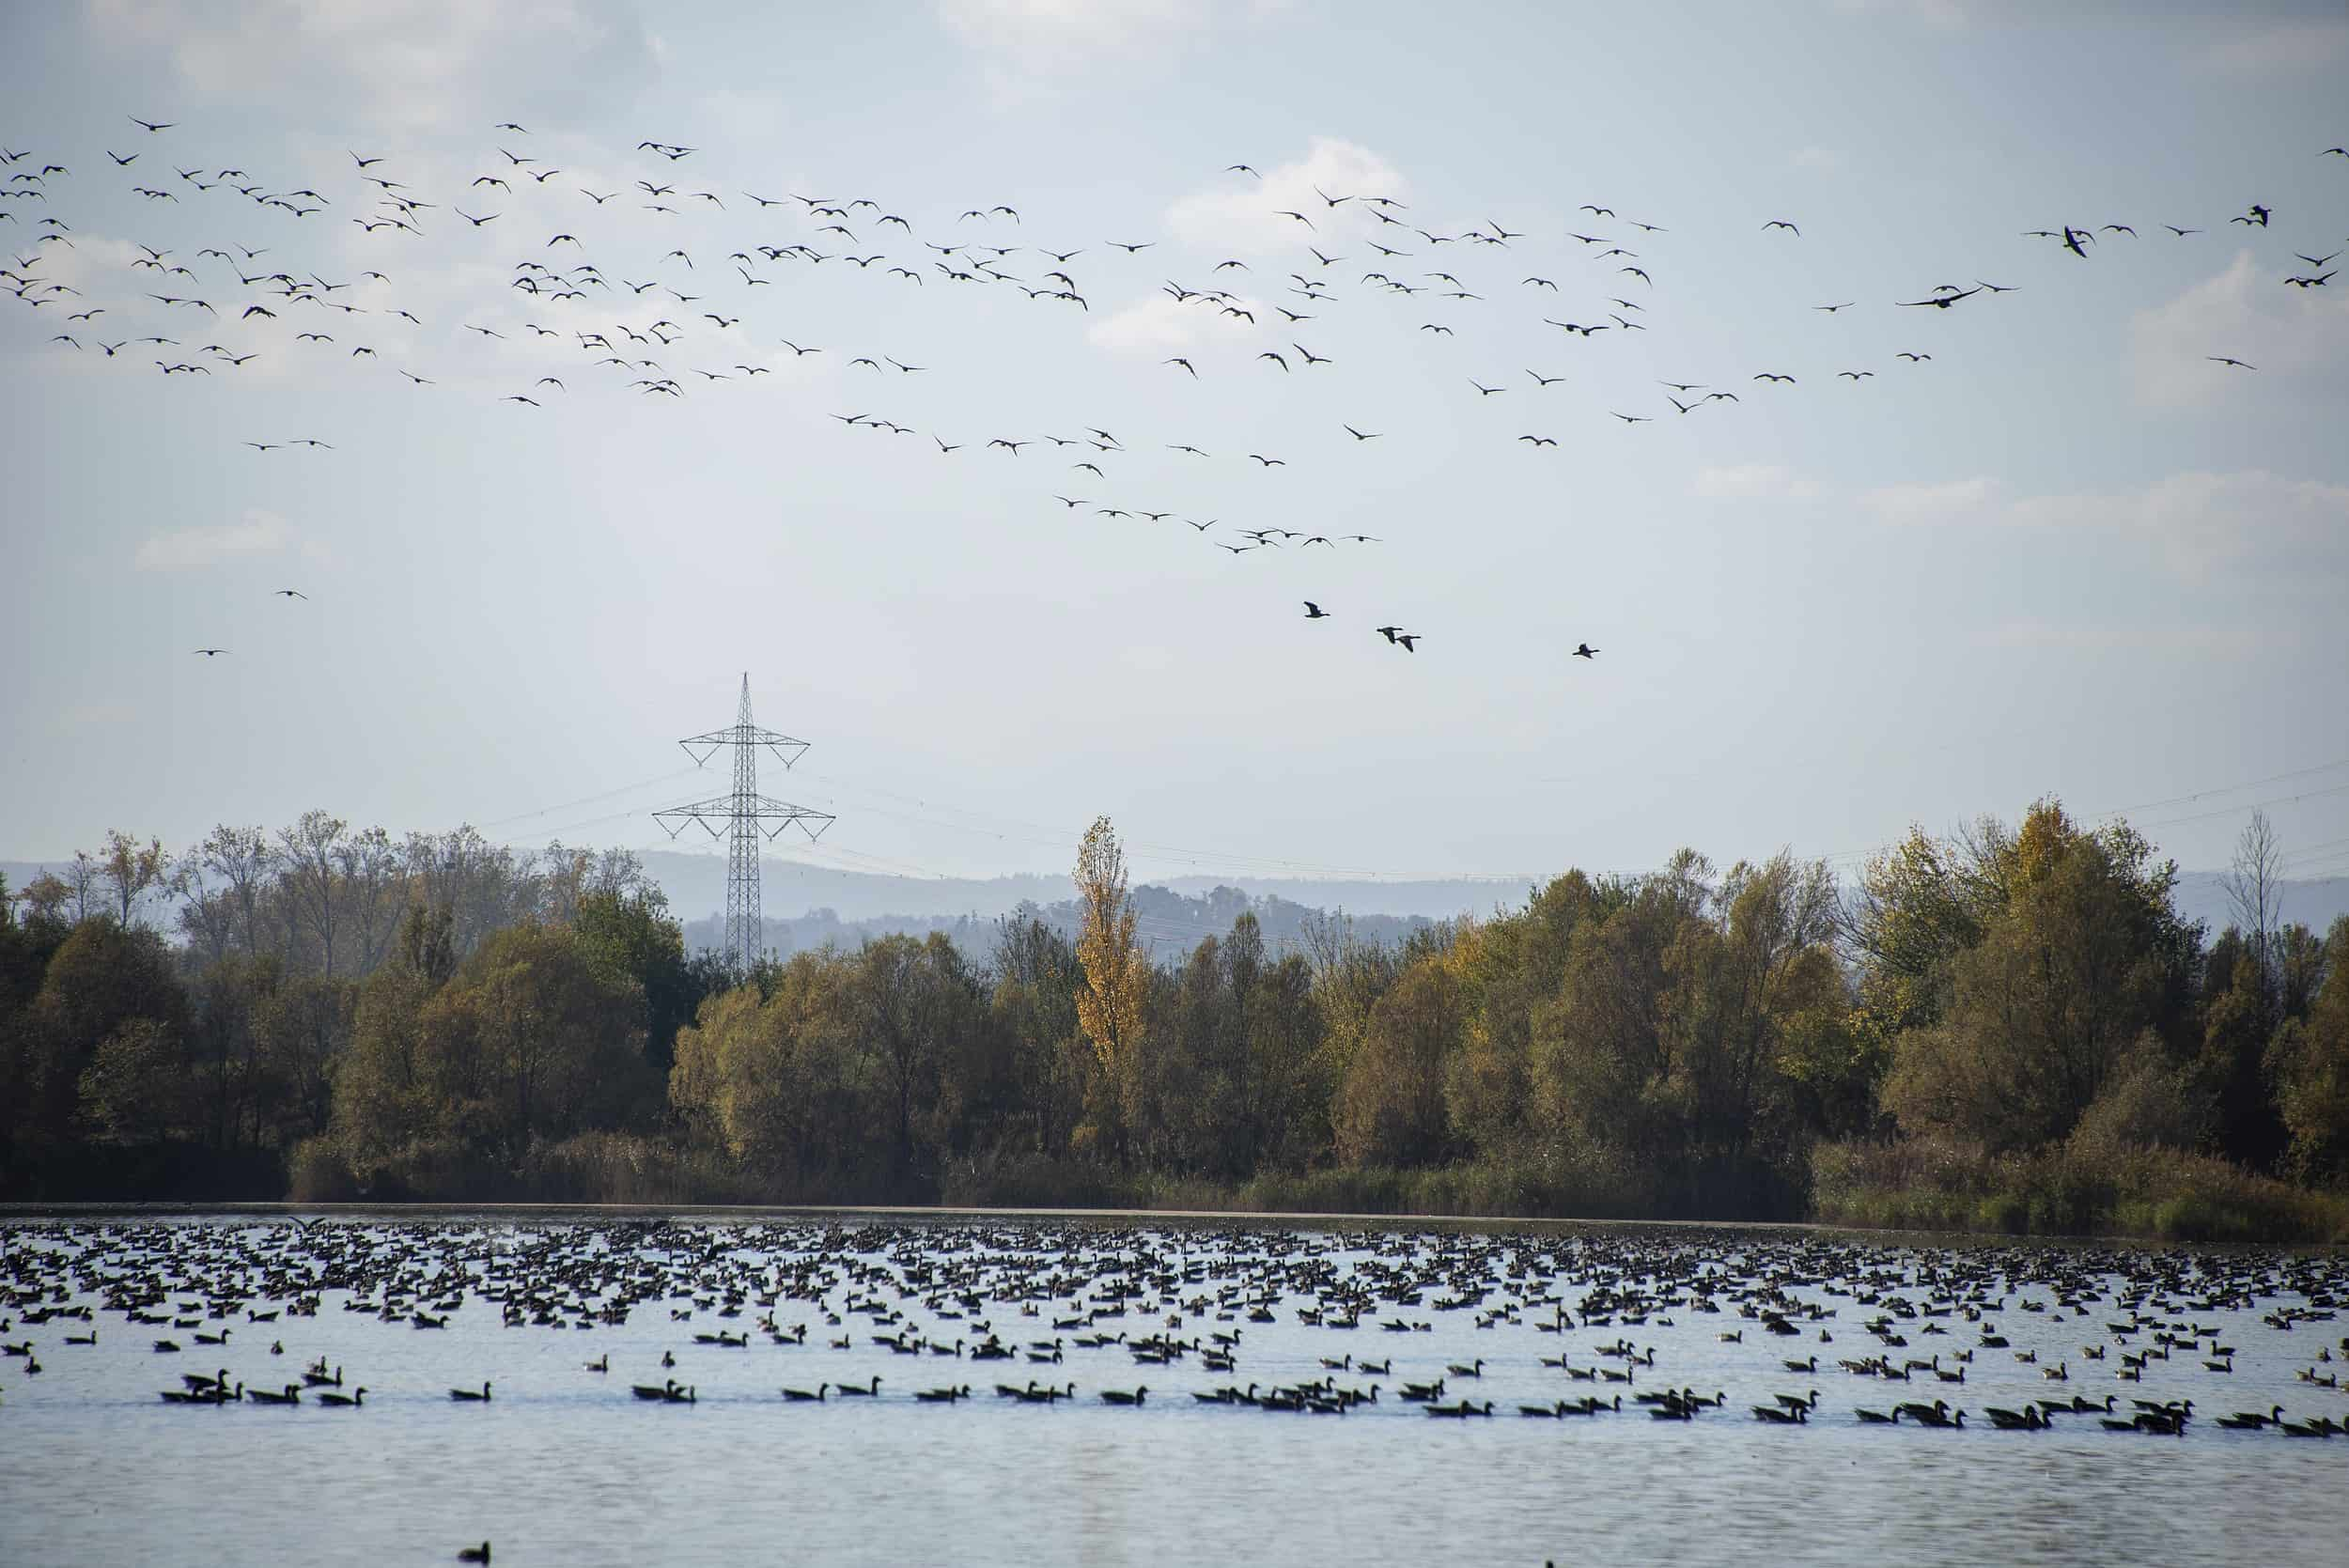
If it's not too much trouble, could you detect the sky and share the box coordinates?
[3,0,2346,899]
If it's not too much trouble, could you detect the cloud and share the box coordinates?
[1690,464,1824,502]
[2202,17,2349,73]
[133,508,326,570]
[1860,471,2349,589]
[2127,250,2349,407]
[84,0,659,133]
[1086,289,1264,354]
[2010,471,2349,585]
[938,0,1217,94]
[1859,475,1999,521]
[1164,137,1408,254]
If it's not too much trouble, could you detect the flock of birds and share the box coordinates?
[4,1218,2347,1560]
[5,117,2343,666]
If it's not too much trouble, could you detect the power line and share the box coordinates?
[2130,780,2349,835]
[2090,758,2349,821]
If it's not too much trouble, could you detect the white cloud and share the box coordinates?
[1163,137,1408,255]
[1859,475,1999,521]
[1086,289,1264,354]
[85,0,658,133]
[2128,249,2349,407]
[1860,471,2349,590]
[940,0,1188,63]
[1690,464,1824,502]
[2009,471,2349,585]
[2203,18,2349,74]
[939,0,1268,95]
[133,508,326,570]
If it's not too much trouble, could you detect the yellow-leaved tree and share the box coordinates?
[1073,815,1144,1072]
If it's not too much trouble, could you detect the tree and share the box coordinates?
[1333,958,1463,1167]
[573,888,700,1075]
[1879,802,2200,1152]
[99,831,170,927]
[2225,808,2285,1000]
[175,826,279,964]
[2268,918,2349,1179]
[1073,816,1146,1075]
[12,919,189,1156]
[851,934,983,1186]
[988,910,1089,1157]
[78,1017,196,1145]
[277,811,350,976]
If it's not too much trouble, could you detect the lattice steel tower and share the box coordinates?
[654,675,835,976]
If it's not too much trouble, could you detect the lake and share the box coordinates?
[2,1213,2345,1566]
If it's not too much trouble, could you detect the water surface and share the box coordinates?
[2,1215,2343,1566]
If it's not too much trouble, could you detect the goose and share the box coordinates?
[663,1385,696,1404]
[1099,1387,1147,1405]
[1855,1407,1900,1424]
[317,1387,367,1407]
[247,1383,302,1405]
[584,1355,609,1373]
[914,1386,969,1404]
[632,1380,678,1401]
[1783,1355,1817,1374]
[449,1382,491,1402]
[194,1328,230,1345]
[2215,1405,2284,1430]
[1446,1359,1485,1378]
[781,1383,828,1402]
[1984,1405,2046,1430]
[458,1545,491,1564]
[64,1329,96,1345]
[1520,1401,1569,1418]
[835,1374,882,1397]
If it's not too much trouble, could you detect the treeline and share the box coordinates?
[3,802,2345,1239]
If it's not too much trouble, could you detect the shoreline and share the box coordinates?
[2,1198,2337,1250]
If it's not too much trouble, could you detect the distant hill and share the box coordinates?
[633,851,1532,925]
[2168,871,2349,939]
[9,853,2345,959]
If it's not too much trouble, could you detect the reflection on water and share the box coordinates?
[1,1215,2344,1567]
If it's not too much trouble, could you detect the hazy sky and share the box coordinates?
[4,0,2346,894]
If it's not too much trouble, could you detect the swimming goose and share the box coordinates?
[835,1374,882,1397]
[458,1545,491,1564]
[781,1383,828,1402]
[318,1387,367,1407]
[449,1382,491,1402]
[2215,1405,2284,1430]
[1099,1387,1147,1405]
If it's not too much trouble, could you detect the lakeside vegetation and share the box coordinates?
[3,803,2345,1242]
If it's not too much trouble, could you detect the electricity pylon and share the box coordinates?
[654,674,835,976]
